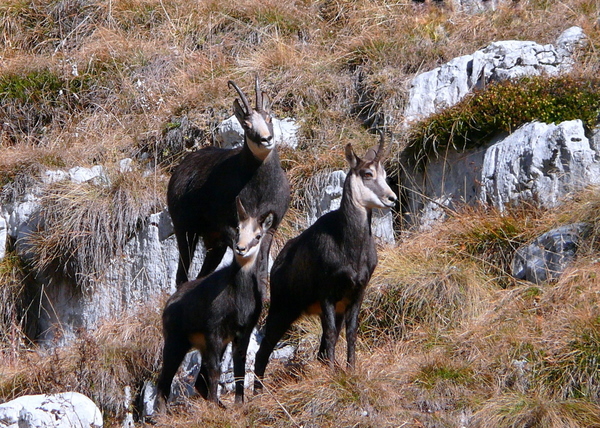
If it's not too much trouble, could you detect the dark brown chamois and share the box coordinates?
[167,76,290,286]
[157,197,273,409]
[253,139,396,392]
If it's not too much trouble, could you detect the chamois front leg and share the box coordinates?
[257,229,275,300]
[344,291,365,370]
[198,243,228,279]
[232,331,253,404]
[174,231,199,285]
[254,309,299,393]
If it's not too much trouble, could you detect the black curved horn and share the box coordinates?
[374,129,385,163]
[255,74,263,111]
[228,80,252,114]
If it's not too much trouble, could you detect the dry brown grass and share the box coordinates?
[3,190,600,426]
[0,296,164,419]
[1,0,600,427]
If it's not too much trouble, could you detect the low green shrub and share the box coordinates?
[405,75,600,169]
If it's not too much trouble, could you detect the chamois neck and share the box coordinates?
[240,141,268,166]
[339,174,372,233]
[234,252,260,273]
[244,136,273,162]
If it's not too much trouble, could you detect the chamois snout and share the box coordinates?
[381,191,397,207]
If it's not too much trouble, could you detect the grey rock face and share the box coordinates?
[403,28,582,125]
[451,0,506,13]
[556,26,588,57]
[512,223,588,284]
[408,121,600,229]
[480,121,600,210]
[0,392,103,428]
[68,165,108,185]
[0,166,190,345]
[34,208,183,345]
[403,145,488,229]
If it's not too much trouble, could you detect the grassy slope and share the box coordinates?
[1,0,600,426]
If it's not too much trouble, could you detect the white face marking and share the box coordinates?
[234,216,263,269]
[246,111,274,161]
[350,162,396,210]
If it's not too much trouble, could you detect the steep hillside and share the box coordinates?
[1,0,600,427]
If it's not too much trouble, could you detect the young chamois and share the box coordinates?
[253,138,397,392]
[157,197,274,409]
[167,76,290,286]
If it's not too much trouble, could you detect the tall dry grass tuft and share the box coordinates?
[0,296,164,418]
[362,244,495,345]
[0,252,31,360]
[471,393,600,428]
[559,187,600,253]
[26,169,165,292]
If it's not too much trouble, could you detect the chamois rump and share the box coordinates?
[253,138,397,392]
[157,197,274,409]
[167,76,290,286]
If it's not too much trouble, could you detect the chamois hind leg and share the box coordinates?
[156,336,190,412]
[195,361,209,400]
[174,231,199,286]
[253,309,299,393]
[317,301,341,368]
[197,243,228,279]
[195,341,226,406]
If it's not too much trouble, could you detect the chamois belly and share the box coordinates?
[189,332,207,351]
[305,297,352,316]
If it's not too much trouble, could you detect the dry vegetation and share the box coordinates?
[1,0,600,426]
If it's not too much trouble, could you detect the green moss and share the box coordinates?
[405,75,600,169]
[415,362,474,390]
[0,69,94,103]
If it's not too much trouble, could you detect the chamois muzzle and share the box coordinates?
[381,193,397,208]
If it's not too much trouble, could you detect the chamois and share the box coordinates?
[253,138,397,392]
[157,197,273,409]
[167,76,290,286]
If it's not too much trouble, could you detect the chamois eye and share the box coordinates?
[256,234,262,240]
[362,170,374,179]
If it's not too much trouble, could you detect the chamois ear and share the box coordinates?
[262,213,274,231]
[260,92,271,114]
[233,99,247,126]
[345,143,359,169]
[236,196,248,221]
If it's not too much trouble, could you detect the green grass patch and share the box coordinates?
[0,69,93,104]
[414,361,474,390]
[538,315,600,401]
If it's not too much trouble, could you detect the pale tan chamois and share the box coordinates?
[157,196,274,409]
[167,76,290,287]
[254,137,396,393]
